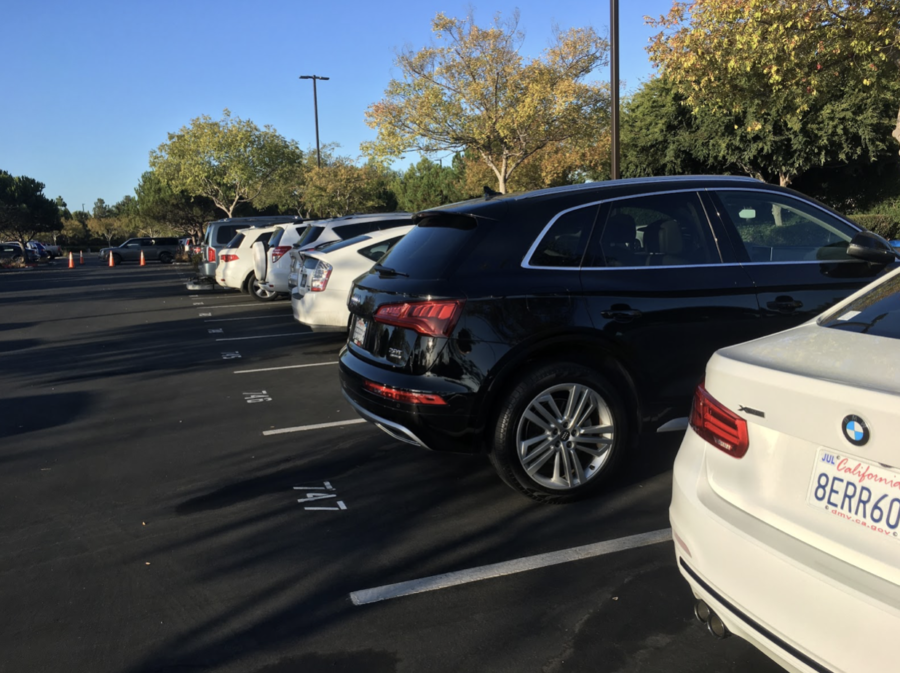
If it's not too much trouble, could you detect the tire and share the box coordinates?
[158,251,173,264]
[488,361,628,504]
[112,253,123,265]
[249,273,278,302]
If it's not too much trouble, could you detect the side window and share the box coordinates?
[359,236,403,262]
[528,205,598,268]
[714,191,856,263]
[142,239,156,247]
[252,231,273,245]
[588,192,719,267]
[337,222,382,240]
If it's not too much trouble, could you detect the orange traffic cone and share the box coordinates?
[139,250,146,266]
[79,250,84,265]
[108,252,115,267]
[68,251,74,269]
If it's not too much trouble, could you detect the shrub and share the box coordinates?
[849,214,900,240]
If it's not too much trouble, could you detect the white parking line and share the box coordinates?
[194,302,286,309]
[234,361,338,374]
[263,418,367,436]
[204,315,295,323]
[349,528,673,606]
[215,333,313,342]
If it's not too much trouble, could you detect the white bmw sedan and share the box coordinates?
[671,258,900,672]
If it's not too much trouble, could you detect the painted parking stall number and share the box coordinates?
[208,328,224,334]
[244,391,272,403]
[294,481,347,511]
[221,351,241,360]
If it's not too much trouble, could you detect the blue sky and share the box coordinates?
[0,0,674,213]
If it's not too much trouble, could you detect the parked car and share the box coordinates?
[292,225,415,331]
[339,175,898,502]
[100,237,180,264]
[26,241,49,259]
[1,242,37,263]
[671,243,900,673]
[251,222,311,296]
[31,241,60,258]
[198,215,303,282]
[214,226,282,300]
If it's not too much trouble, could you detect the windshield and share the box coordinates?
[296,225,325,247]
[819,272,900,339]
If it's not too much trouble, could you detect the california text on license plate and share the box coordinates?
[807,448,900,541]
[351,317,367,347]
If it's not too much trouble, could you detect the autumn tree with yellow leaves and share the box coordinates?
[645,0,900,187]
[363,12,610,194]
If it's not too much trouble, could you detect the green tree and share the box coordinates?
[647,0,900,186]
[0,170,62,250]
[390,157,469,212]
[363,12,610,194]
[301,159,397,219]
[132,171,219,241]
[149,109,303,217]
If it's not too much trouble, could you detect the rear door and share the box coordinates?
[253,227,281,282]
[709,189,895,336]
[579,190,758,410]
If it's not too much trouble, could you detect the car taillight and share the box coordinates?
[271,245,291,263]
[310,261,333,292]
[207,247,216,263]
[373,300,464,338]
[220,254,239,262]
[363,380,447,405]
[689,383,749,458]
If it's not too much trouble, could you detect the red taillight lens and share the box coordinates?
[310,261,333,292]
[271,245,291,263]
[373,300,464,338]
[363,380,447,405]
[220,254,239,262]
[207,247,216,263]
[690,383,749,458]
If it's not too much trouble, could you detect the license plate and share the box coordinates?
[351,317,367,347]
[807,448,900,541]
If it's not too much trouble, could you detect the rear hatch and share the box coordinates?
[346,213,479,375]
[702,311,900,585]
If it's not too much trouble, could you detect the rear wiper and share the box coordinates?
[373,264,409,278]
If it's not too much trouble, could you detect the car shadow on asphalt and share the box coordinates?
[0,391,95,443]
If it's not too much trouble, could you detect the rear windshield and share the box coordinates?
[296,226,325,247]
[268,227,285,247]
[215,225,240,245]
[819,272,900,340]
[226,233,245,249]
[319,235,372,254]
[378,215,476,279]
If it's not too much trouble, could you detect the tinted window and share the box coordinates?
[589,192,718,267]
[715,191,856,263]
[226,233,245,249]
[268,227,285,247]
[215,225,240,245]
[528,205,598,267]
[335,222,386,240]
[252,231,273,245]
[320,235,372,254]
[359,236,403,262]
[297,226,325,246]
[379,216,475,279]
[819,272,900,339]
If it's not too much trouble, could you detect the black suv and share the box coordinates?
[339,176,896,502]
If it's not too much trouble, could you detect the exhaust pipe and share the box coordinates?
[693,600,730,639]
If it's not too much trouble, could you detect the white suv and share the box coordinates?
[215,226,280,300]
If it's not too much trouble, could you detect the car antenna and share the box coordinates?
[483,185,502,201]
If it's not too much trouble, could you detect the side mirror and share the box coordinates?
[847,230,899,265]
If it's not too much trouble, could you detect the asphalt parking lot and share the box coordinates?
[0,262,784,673]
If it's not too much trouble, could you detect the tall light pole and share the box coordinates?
[610,0,620,180]
[299,75,330,168]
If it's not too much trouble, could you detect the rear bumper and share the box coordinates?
[670,429,900,673]
[199,260,216,279]
[339,347,482,454]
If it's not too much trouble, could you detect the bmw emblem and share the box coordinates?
[842,415,869,447]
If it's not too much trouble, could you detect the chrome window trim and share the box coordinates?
[521,200,604,270]
[522,185,866,271]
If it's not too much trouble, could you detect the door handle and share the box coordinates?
[766,297,803,313]
[600,307,643,323]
